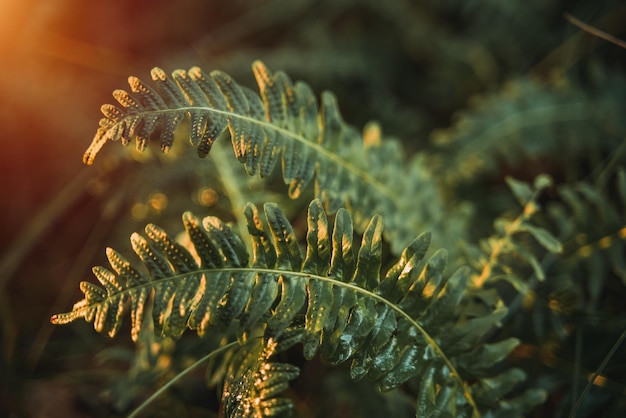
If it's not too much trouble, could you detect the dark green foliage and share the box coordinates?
[462,175,563,294]
[547,169,626,304]
[432,71,626,186]
[512,168,626,343]
[46,49,626,417]
[459,172,626,416]
[53,199,542,417]
[4,1,625,417]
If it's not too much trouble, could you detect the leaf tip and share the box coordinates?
[150,67,167,81]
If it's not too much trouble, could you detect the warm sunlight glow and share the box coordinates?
[6,2,625,417]
[197,187,219,206]
[598,236,612,249]
[577,245,593,258]
[587,373,608,387]
[0,1,28,54]
[421,282,437,299]
[131,203,148,221]
[148,192,168,212]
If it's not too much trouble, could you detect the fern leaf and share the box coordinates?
[302,199,334,358]
[546,169,626,304]
[222,338,300,418]
[465,175,562,291]
[432,74,625,185]
[53,199,541,417]
[82,61,467,254]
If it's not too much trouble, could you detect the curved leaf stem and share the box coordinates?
[569,328,626,418]
[127,340,240,418]
[209,139,252,251]
[114,106,397,203]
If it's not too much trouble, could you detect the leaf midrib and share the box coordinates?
[121,106,398,202]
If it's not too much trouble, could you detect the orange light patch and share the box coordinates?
[149,192,168,212]
[131,203,148,221]
[598,236,612,249]
[577,245,593,258]
[422,282,437,299]
[197,187,219,206]
[587,373,607,387]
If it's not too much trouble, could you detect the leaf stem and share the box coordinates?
[108,106,396,202]
[127,340,240,418]
[569,328,626,418]
[209,139,253,252]
[564,13,626,50]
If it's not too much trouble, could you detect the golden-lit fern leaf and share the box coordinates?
[52,199,542,417]
[50,248,151,342]
[461,175,562,295]
[83,61,466,254]
[222,334,301,418]
[83,61,369,204]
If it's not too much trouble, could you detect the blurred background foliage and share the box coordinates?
[1,0,625,417]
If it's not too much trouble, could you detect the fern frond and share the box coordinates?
[547,168,626,304]
[464,171,626,346]
[432,74,625,185]
[83,61,467,254]
[52,199,541,417]
[465,174,562,292]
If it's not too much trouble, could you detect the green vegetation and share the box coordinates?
[2,1,625,417]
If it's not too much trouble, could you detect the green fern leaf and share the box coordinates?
[52,199,541,417]
[546,169,626,304]
[465,175,562,290]
[432,74,625,185]
[82,61,467,254]
[222,338,300,418]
